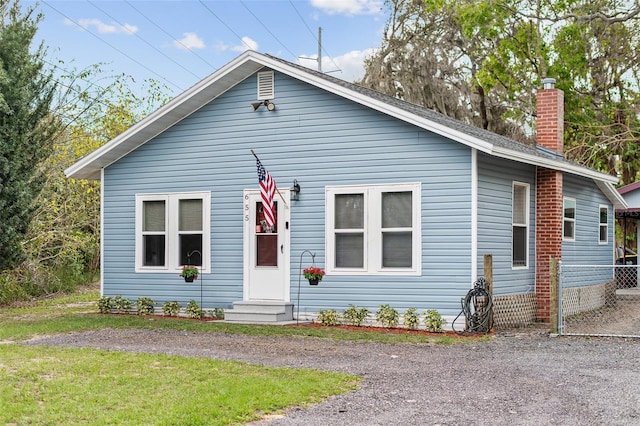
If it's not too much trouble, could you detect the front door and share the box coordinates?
[243,190,290,301]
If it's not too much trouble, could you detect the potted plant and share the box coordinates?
[303,266,325,285]
[180,265,199,282]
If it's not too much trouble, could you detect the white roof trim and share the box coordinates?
[65,50,620,192]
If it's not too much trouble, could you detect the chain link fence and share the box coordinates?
[559,263,640,337]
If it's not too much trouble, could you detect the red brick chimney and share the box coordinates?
[536,78,564,153]
[535,78,563,322]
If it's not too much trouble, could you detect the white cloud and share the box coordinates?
[216,36,259,53]
[299,48,377,82]
[70,18,138,35]
[310,0,383,15]
[232,36,259,52]
[173,32,205,50]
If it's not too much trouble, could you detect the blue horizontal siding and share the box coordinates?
[477,154,536,295]
[102,68,474,314]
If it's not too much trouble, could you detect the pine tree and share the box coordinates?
[0,0,58,271]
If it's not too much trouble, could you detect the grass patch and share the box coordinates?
[0,345,358,425]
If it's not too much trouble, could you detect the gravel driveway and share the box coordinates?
[25,327,640,425]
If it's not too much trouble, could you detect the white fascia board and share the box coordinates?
[66,51,263,180]
[596,180,628,210]
[491,145,618,184]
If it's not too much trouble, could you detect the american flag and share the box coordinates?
[256,158,276,228]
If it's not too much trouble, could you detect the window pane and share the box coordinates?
[382,232,412,267]
[256,235,278,266]
[564,199,575,219]
[143,235,165,266]
[563,221,575,239]
[513,185,526,224]
[382,192,412,228]
[179,234,202,266]
[336,233,364,267]
[335,194,364,229]
[143,201,165,232]
[512,226,526,266]
[600,207,607,224]
[600,225,607,242]
[179,199,203,231]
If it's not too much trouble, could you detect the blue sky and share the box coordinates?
[27,0,389,99]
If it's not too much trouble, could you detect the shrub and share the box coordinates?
[112,295,131,313]
[136,297,155,315]
[342,304,369,326]
[424,309,446,332]
[162,301,180,316]
[317,309,340,326]
[375,304,399,328]
[403,307,420,329]
[186,300,202,319]
[97,296,113,314]
[212,307,225,319]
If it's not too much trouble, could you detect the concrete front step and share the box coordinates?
[224,300,294,323]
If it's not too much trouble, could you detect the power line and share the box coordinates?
[123,0,218,72]
[239,1,297,61]
[88,0,201,81]
[41,0,185,92]
[197,0,255,51]
[287,0,341,74]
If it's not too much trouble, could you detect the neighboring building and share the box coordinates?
[66,51,626,328]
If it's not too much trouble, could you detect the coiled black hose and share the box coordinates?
[453,277,494,333]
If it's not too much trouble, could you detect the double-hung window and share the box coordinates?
[599,205,608,244]
[135,192,210,273]
[563,197,576,241]
[326,183,421,275]
[512,182,529,268]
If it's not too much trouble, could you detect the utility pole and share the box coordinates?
[317,27,322,72]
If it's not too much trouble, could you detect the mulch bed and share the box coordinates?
[297,322,489,338]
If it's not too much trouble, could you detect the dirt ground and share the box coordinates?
[24,325,640,425]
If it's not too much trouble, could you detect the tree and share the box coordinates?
[0,0,59,271]
[361,0,640,182]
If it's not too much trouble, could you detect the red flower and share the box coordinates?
[303,266,325,281]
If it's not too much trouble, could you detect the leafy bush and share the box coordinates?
[136,297,155,315]
[424,309,446,332]
[375,304,399,328]
[162,301,180,316]
[342,304,369,326]
[97,296,113,314]
[112,295,131,313]
[403,307,420,329]
[186,300,202,319]
[317,309,340,326]
[210,307,225,319]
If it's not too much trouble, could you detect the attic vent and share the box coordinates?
[257,71,274,100]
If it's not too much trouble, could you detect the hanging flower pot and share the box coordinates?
[303,266,325,286]
[180,265,199,283]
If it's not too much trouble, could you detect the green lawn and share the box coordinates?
[0,345,357,425]
[0,287,361,425]
[0,285,486,425]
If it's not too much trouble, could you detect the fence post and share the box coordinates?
[484,254,494,330]
[549,257,559,334]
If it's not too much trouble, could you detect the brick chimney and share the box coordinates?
[536,78,564,154]
[535,78,564,322]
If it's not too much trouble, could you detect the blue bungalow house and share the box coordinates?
[66,51,626,328]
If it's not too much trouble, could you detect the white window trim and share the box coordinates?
[135,191,211,273]
[563,197,576,242]
[599,205,608,245]
[325,182,421,276]
[512,182,529,270]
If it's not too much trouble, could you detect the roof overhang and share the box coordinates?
[64,50,623,204]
